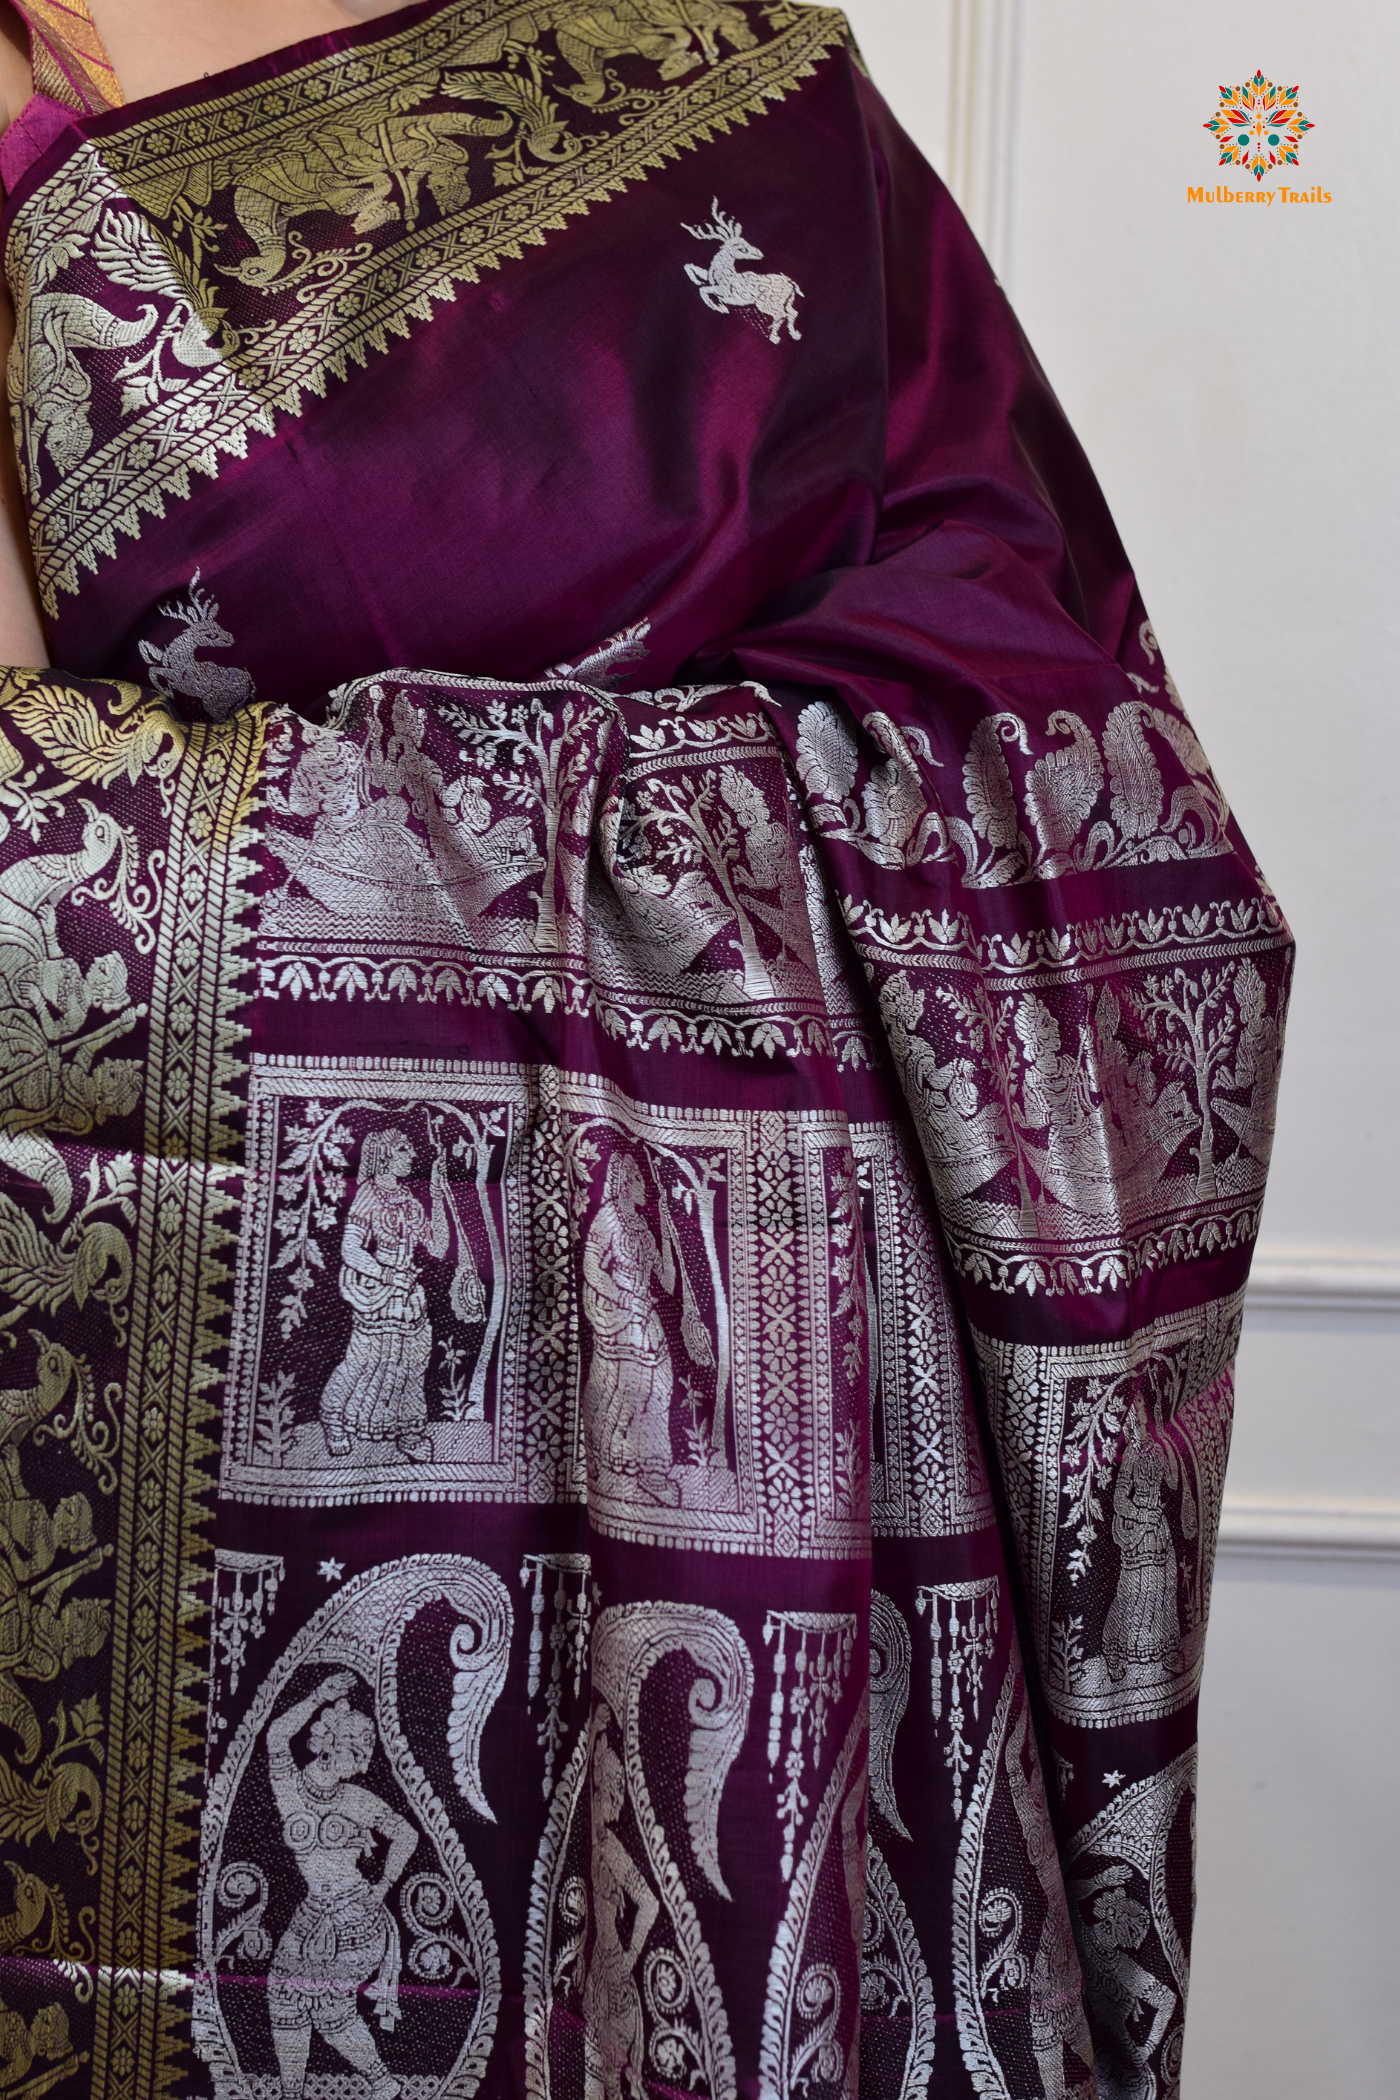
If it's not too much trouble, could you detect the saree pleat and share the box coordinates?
[0,7,1290,2098]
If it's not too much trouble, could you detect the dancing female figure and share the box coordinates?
[265,1670,417,2100]
[581,1721,659,2100]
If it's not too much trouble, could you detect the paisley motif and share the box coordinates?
[193,1554,511,2100]
[524,1600,753,2100]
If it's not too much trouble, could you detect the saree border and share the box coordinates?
[7,1,851,613]
[86,706,264,2097]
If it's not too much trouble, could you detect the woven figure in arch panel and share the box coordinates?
[0,2,1290,2096]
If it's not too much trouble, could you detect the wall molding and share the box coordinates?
[1217,1496,1400,1564]
[1244,1248,1400,1316]
[944,0,1024,283]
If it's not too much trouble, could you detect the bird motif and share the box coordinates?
[0,1860,85,1971]
[0,1336,81,1494]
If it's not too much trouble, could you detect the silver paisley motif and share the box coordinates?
[524,1601,753,2100]
[193,1554,511,2100]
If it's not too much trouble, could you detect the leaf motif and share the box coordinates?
[795,701,857,804]
[6,682,182,790]
[1023,711,1103,855]
[0,728,23,790]
[1234,958,1265,1032]
[962,716,1021,850]
[1102,701,1164,840]
[92,208,179,295]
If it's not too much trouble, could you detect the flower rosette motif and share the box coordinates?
[1204,71,1314,182]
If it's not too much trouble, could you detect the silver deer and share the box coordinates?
[138,569,256,721]
[683,201,802,344]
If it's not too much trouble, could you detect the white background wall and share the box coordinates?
[838,3,1400,2092]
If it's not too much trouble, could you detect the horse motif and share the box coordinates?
[683,201,802,344]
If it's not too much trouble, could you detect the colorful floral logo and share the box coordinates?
[1204,72,1313,183]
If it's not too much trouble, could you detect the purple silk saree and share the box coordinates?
[0,4,1291,2097]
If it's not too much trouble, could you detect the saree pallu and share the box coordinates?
[0,4,1291,2097]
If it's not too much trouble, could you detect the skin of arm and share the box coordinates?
[0,11,48,664]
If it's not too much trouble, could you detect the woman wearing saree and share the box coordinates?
[0,5,1291,2099]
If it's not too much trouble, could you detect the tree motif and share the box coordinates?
[447,694,605,952]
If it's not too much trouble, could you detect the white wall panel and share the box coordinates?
[839,2,1399,2089]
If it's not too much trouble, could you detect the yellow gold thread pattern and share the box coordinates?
[87,705,264,2096]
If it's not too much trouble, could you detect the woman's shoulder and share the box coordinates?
[0,5,33,139]
[0,1,124,146]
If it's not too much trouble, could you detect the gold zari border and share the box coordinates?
[88,707,264,2096]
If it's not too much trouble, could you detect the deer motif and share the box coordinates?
[683,201,802,344]
[138,570,256,721]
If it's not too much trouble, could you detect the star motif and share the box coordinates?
[318,1559,345,1583]
[1103,1769,1126,1789]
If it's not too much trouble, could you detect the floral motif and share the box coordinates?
[1204,71,1314,184]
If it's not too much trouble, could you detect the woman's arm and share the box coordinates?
[0,2,27,123]
[0,8,49,665]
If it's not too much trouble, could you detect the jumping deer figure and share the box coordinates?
[683,201,802,344]
[138,570,256,721]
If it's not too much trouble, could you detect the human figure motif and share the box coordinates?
[0,948,142,1221]
[0,1994,71,2091]
[877,973,1016,1203]
[581,1720,659,2100]
[276,724,446,918]
[381,692,539,906]
[581,1153,677,1505]
[0,1372,109,1762]
[271,697,536,936]
[1214,958,1283,1168]
[1015,994,1085,1131]
[1068,1865,1177,2098]
[1003,1701,1097,2100]
[1102,1406,1185,1685]
[320,1127,449,1463]
[1091,987,1196,1189]
[265,1671,417,2100]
